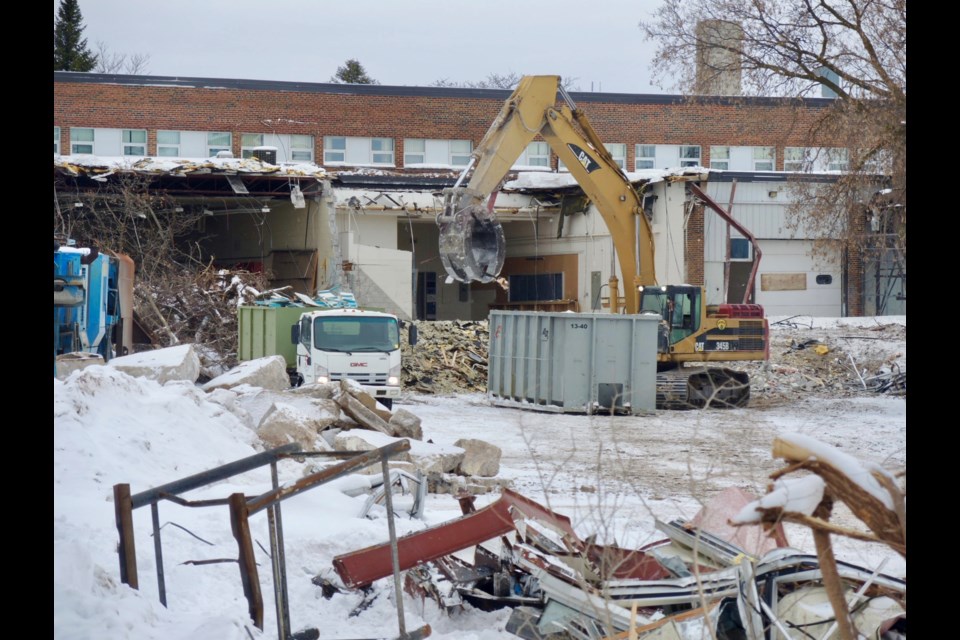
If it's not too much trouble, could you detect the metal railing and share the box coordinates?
[113,439,415,639]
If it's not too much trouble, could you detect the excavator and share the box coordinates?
[437,75,769,408]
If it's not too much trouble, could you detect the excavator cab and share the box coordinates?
[639,285,702,349]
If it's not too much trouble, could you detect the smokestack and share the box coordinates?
[695,20,744,96]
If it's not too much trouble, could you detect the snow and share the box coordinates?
[732,475,826,524]
[54,317,906,639]
[504,166,705,190]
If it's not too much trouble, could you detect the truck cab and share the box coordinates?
[291,308,414,409]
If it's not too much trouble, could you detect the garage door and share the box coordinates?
[755,240,841,317]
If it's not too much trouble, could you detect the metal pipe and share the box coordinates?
[246,440,411,515]
[381,459,406,637]
[130,444,301,509]
[269,461,291,640]
[151,502,167,606]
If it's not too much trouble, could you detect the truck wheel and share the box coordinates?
[379,399,393,410]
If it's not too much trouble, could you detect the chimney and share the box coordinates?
[695,20,744,96]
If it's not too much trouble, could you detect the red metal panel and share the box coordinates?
[333,488,580,589]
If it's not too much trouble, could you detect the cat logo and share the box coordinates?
[717,319,727,330]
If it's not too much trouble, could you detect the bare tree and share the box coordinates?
[640,0,906,308]
[433,73,580,90]
[94,40,151,74]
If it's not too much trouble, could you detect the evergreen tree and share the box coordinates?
[329,59,379,84]
[54,0,98,72]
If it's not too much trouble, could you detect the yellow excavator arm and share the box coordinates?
[438,75,655,313]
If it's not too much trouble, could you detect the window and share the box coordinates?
[635,144,655,170]
[604,143,627,170]
[324,136,346,163]
[122,129,147,156]
[371,138,394,164]
[730,238,751,260]
[516,141,550,168]
[404,138,425,165]
[815,274,833,285]
[289,135,314,162]
[449,140,472,166]
[157,130,180,157]
[207,132,232,157]
[710,146,730,170]
[860,149,890,174]
[241,133,264,158]
[826,148,849,171]
[508,273,563,302]
[54,126,60,155]
[325,136,394,165]
[679,145,701,167]
[784,147,811,172]
[753,146,775,171]
[70,127,94,154]
[403,139,473,166]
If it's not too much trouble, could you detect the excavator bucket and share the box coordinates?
[437,203,506,284]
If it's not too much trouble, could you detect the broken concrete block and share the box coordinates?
[288,382,339,400]
[454,438,502,477]
[205,388,255,430]
[334,430,463,475]
[336,389,395,436]
[338,379,393,418]
[389,409,423,441]
[258,402,333,452]
[221,386,339,430]
[202,356,290,392]
[108,344,201,384]
[55,352,105,381]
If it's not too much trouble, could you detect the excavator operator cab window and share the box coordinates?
[669,290,700,343]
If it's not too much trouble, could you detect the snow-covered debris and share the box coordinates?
[334,430,465,475]
[732,475,826,524]
[108,344,201,384]
[202,355,290,392]
[454,438,502,477]
[258,402,334,452]
[773,433,895,510]
[55,352,104,380]
[389,408,424,440]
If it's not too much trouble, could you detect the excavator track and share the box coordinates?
[656,367,751,410]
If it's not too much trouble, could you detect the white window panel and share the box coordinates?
[370,138,394,165]
[241,133,264,159]
[604,143,626,170]
[784,147,812,172]
[54,126,61,155]
[728,146,754,171]
[514,141,550,169]
[324,136,346,163]
[404,139,472,167]
[70,127,94,154]
[157,130,181,157]
[635,144,655,170]
[753,146,775,171]
[710,146,730,170]
[288,134,314,162]
[207,131,232,157]
[826,147,849,171]
[679,145,701,167]
[122,129,147,156]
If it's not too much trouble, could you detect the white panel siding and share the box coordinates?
[180,131,209,158]
[729,146,753,171]
[93,128,122,156]
[754,239,841,317]
[654,146,680,169]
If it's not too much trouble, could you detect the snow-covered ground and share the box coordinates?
[53,316,906,640]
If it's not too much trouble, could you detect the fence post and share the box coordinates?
[229,492,263,629]
[114,483,139,590]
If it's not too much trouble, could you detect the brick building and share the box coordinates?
[54,71,901,320]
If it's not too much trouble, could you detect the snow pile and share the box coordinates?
[732,475,825,524]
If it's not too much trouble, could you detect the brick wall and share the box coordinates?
[53,76,834,169]
[685,202,705,286]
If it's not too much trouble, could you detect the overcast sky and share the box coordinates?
[60,0,668,94]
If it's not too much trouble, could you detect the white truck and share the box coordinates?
[291,308,417,409]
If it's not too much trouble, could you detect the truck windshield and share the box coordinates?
[313,317,400,352]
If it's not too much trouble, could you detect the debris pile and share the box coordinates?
[324,472,906,640]
[401,320,490,394]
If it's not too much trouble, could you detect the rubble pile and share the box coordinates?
[398,317,906,404]
[401,320,489,394]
